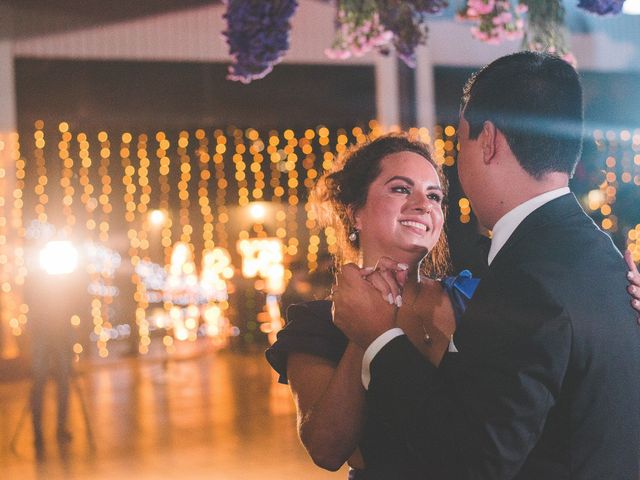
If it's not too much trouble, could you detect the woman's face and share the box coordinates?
[354,151,445,266]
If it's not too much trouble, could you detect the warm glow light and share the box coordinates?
[586,189,606,211]
[237,238,285,294]
[200,247,232,302]
[248,202,267,222]
[149,209,166,226]
[39,241,79,275]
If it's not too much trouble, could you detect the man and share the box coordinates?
[333,51,640,479]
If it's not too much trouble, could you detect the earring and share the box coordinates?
[348,229,359,242]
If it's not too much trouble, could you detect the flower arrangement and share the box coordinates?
[457,1,528,45]
[325,1,394,60]
[222,0,628,83]
[524,0,576,66]
[222,0,298,84]
[456,0,607,66]
[326,0,449,67]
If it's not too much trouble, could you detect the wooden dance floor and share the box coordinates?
[0,344,348,479]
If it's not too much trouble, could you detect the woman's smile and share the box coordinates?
[399,219,430,234]
[354,151,444,266]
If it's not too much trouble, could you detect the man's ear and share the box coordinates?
[481,121,498,165]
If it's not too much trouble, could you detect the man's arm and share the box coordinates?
[366,289,572,479]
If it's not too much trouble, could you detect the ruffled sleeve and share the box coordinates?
[265,300,348,384]
[440,270,480,327]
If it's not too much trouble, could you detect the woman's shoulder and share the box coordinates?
[265,299,347,384]
[286,299,332,322]
[284,299,335,334]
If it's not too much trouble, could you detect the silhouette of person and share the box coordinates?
[25,237,83,453]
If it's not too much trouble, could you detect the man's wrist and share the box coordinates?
[361,328,405,390]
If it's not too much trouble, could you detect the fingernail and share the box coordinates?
[362,267,375,273]
[631,286,637,294]
[387,293,394,305]
[395,295,403,307]
[628,272,634,280]
[634,299,640,308]
[397,263,409,271]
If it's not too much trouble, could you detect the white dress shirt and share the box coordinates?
[361,187,571,389]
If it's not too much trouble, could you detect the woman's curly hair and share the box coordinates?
[310,133,450,278]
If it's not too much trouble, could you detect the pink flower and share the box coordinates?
[468,0,496,15]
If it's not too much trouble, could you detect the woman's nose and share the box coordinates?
[407,192,429,212]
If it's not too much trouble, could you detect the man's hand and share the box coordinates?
[624,250,640,322]
[332,263,399,350]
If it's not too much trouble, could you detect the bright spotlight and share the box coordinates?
[149,209,166,226]
[39,241,79,275]
[248,202,267,222]
[623,0,640,14]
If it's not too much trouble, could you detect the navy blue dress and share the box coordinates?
[265,271,479,479]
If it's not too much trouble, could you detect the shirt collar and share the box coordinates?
[487,187,570,265]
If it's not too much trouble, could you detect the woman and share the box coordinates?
[266,134,640,479]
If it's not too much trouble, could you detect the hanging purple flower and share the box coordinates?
[577,0,625,15]
[222,0,298,84]
[376,0,449,67]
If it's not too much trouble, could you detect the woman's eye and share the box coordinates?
[391,185,410,194]
[428,193,443,203]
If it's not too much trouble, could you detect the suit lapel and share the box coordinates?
[441,193,586,364]
[488,193,584,269]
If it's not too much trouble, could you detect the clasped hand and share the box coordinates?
[332,257,409,349]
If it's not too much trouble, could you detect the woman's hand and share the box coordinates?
[358,257,409,307]
[625,251,640,320]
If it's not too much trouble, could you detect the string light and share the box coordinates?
[33,120,48,223]
[214,129,229,249]
[58,122,76,234]
[1,133,24,346]
[7,122,638,358]
[300,130,321,271]
[196,129,215,251]
[134,133,151,354]
[96,131,113,357]
[459,197,472,224]
[233,129,248,212]
[155,131,173,264]
[177,131,192,245]
[264,130,286,257]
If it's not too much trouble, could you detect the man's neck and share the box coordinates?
[486,172,569,230]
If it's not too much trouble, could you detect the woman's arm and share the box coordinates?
[287,342,366,471]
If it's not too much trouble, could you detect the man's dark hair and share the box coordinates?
[461,51,584,178]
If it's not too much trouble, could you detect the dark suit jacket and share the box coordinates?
[367,193,640,479]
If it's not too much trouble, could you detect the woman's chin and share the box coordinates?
[394,244,430,265]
